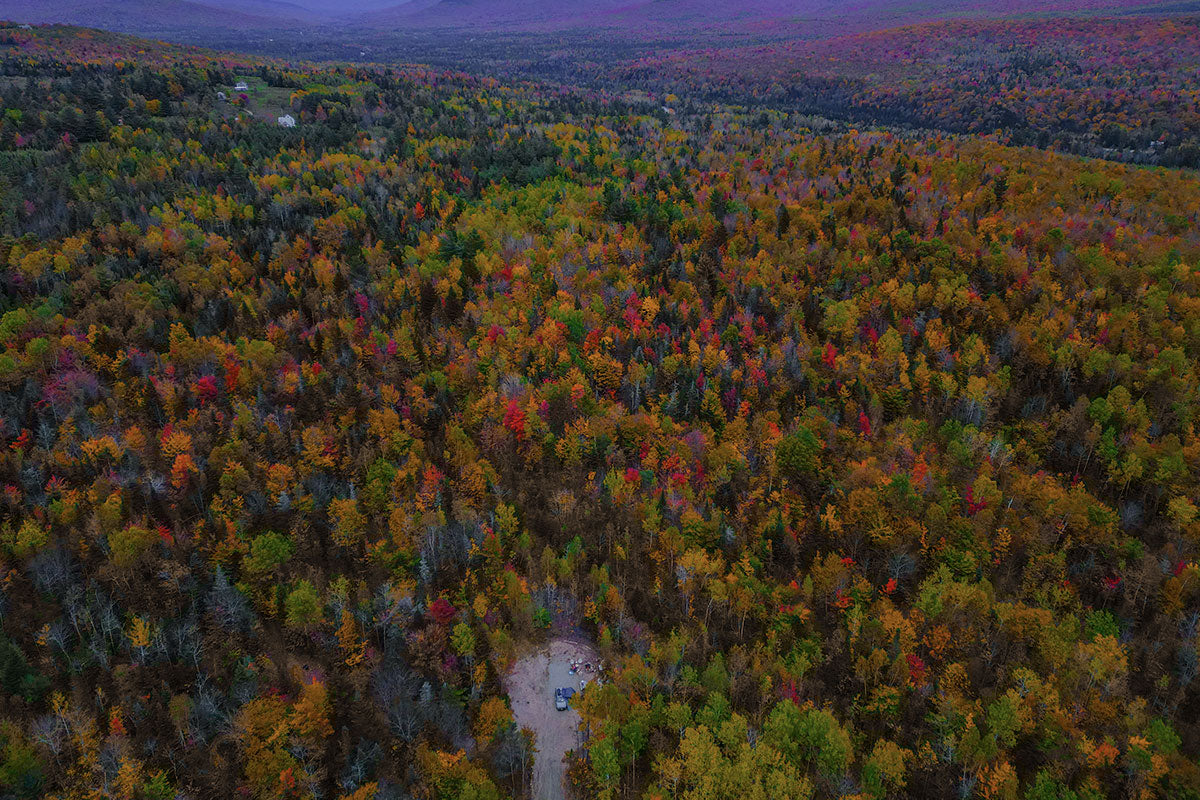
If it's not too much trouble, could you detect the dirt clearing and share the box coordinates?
[503,638,601,800]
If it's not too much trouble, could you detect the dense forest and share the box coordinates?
[0,20,1198,800]
[617,17,1200,169]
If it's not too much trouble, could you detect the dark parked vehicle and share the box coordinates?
[554,686,576,710]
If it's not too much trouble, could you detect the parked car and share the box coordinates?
[554,688,567,711]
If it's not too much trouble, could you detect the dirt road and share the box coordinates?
[503,638,600,800]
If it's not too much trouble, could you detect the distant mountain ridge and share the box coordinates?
[2,0,399,29]
[366,0,1182,30]
[1,0,1186,39]
[2,0,318,30]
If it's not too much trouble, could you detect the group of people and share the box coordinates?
[569,660,604,691]
[568,660,602,675]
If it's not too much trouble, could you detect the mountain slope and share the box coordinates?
[368,0,1186,31]
[3,0,1187,41]
[2,0,319,30]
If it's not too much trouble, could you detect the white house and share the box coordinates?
[277,114,296,128]
[234,80,249,92]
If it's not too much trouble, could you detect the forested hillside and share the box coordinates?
[617,17,1200,168]
[0,21,1198,800]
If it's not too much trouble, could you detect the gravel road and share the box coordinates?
[503,639,600,800]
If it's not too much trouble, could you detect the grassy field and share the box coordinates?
[221,75,295,124]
